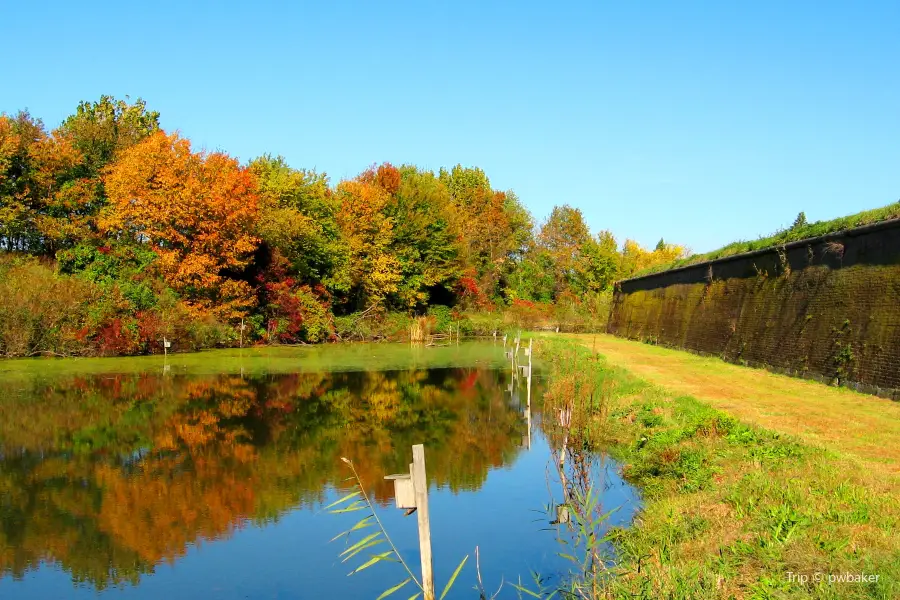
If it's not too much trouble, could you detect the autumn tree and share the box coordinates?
[102,131,259,321]
[334,176,401,310]
[0,112,91,253]
[536,204,591,297]
[621,238,687,275]
[439,164,533,301]
[1,112,48,251]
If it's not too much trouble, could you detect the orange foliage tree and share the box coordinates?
[101,132,260,321]
[0,112,98,253]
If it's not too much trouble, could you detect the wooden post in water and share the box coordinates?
[525,368,532,450]
[412,444,434,600]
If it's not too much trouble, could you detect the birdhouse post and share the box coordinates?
[383,444,434,600]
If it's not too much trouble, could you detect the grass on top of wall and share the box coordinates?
[632,201,900,278]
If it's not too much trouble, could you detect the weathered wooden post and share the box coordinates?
[384,444,434,600]
[412,445,434,599]
[526,346,532,404]
[163,336,170,358]
[524,384,532,450]
[239,318,246,348]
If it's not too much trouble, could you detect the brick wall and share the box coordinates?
[607,219,900,399]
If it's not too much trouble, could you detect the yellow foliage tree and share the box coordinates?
[621,238,688,275]
[334,179,401,308]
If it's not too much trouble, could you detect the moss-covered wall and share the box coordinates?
[607,220,900,398]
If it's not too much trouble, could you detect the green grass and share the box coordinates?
[537,338,900,599]
[0,340,514,382]
[632,201,900,278]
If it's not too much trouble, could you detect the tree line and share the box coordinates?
[0,96,685,355]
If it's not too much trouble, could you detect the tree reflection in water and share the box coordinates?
[0,368,528,588]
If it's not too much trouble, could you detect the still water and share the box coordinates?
[0,343,638,599]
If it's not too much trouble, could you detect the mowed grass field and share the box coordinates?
[567,333,900,477]
[543,334,900,599]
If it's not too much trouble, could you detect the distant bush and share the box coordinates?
[0,256,98,357]
[0,255,236,357]
[458,310,504,336]
[334,310,412,342]
[505,299,553,331]
[426,305,454,333]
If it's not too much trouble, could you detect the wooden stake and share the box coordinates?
[525,365,532,450]
[411,444,434,600]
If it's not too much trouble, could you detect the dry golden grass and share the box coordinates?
[538,335,900,598]
[568,333,900,478]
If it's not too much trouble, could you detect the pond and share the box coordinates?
[0,342,639,599]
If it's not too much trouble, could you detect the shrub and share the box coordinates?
[0,256,98,357]
[426,305,454,333]
[458,310,504,336]
[505,299,553,330]
[334,310,411,342]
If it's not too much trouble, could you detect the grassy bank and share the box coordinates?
[538,338,899,599]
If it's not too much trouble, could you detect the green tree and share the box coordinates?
[248,155,349,292]
[386,165,460,308]
[573,230,621,294]
[58,95,160,178]
[538,204,591,296]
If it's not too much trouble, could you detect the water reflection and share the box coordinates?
[0,368,526,590]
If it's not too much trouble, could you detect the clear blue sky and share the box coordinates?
[2,1,898,253]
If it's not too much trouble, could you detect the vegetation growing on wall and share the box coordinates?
[0,96,685,356]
